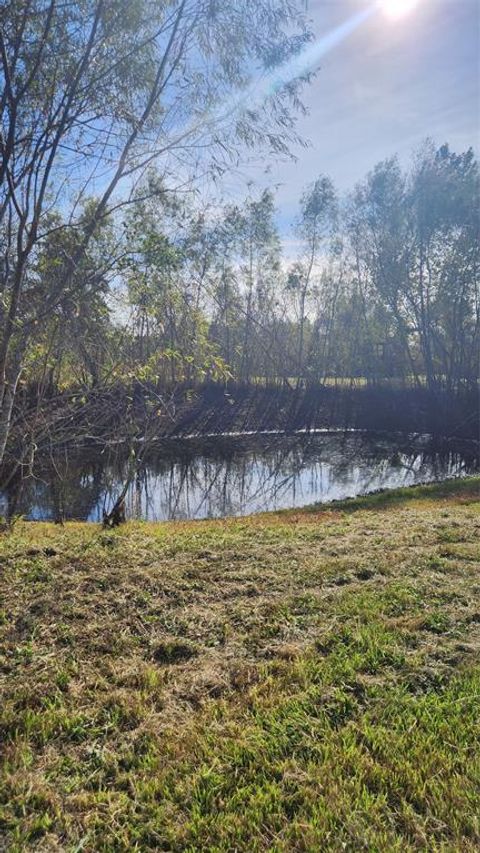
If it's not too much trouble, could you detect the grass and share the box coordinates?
[0,477,479,851]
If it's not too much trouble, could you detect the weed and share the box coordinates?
[152,640,198,664]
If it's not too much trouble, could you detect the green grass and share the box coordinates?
[308,475,480,512]
[0,478,479,850]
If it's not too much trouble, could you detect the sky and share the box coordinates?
[219,0,479,230]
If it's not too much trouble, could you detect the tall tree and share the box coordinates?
[408,143,479,390]
[225,190,281,383]
[347,145,479,391]
[0,0,312,463]
[288,176,337,384]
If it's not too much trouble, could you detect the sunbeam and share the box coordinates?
[173,4,378,149]
[210,5,377,128]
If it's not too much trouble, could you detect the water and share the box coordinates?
[3,432,478,522]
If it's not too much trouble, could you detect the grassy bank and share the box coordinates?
[1,478,479,851]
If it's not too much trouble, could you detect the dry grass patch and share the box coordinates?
[0,477,479,850]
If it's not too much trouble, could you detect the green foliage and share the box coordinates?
[0,0,313,462]
[347,142,479,387]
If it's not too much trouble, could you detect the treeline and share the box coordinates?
[28,141,479,396]
[3,141,479,476]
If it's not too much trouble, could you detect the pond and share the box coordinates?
[3,431,478,522]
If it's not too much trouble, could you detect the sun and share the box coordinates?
[380,0,419,20]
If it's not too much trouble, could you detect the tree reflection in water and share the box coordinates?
[2,433,478,522]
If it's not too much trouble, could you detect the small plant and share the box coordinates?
[151,640,198,665]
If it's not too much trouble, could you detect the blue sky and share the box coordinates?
[221,0,479,227]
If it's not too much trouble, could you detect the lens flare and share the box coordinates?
[170,3,383,146]
[212,6,375,128]
[380,0,419,20]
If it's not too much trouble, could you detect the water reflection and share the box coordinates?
[2,432,478,522]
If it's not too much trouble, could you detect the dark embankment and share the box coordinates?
[8,382,480,459]
[163,382,479,440]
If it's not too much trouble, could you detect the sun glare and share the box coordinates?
[380,0,419,20]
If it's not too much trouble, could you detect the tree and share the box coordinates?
[347,144,479,392]
[226,190,281,383]
[408,143,479,390]
[122,194,231,386]
[0,0,312,464]
[288,176,337,384]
